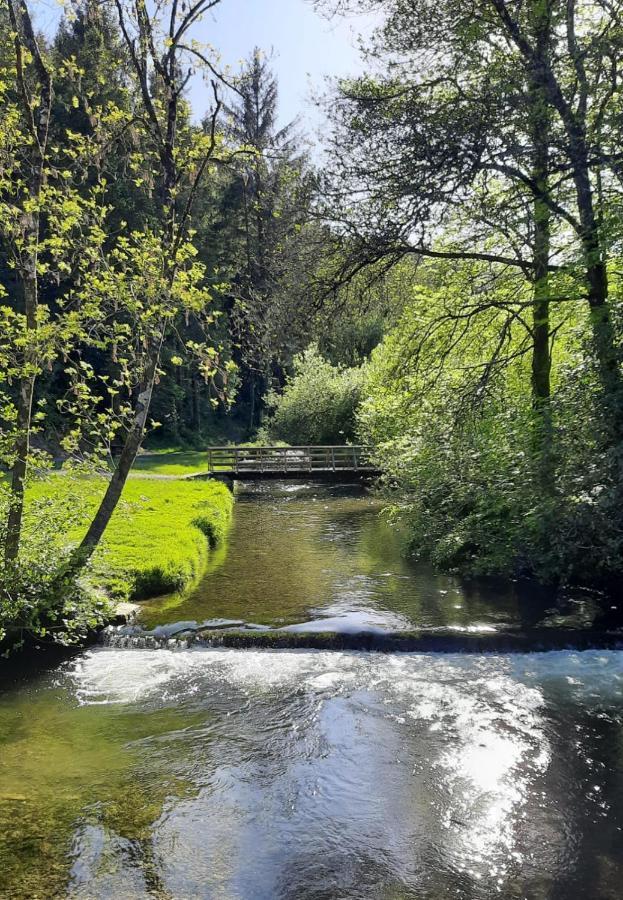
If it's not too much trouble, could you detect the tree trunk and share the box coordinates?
[571,162,622,439]
[248,378,256,432]
[4,0,51,564]
[4,220,40,564]
[191,373,201,433]
[530,225,554,487]
[528,0,553,487]
[544,54,621,427]
[72,352,160,565]
[4,374,36,564]
[530,146,551,409]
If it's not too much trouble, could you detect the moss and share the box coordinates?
[27,474,234,602]
[189,627,623,652]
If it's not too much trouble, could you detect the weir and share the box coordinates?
[4,480,623,900]
[103,622,623,653]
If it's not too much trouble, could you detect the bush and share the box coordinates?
[0,483,111,650]
[359,290,623,587]
[265,344,366,444]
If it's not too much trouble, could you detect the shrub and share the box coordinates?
[0,483,111,650]
[265,344,366,445]
[359,293,623,587]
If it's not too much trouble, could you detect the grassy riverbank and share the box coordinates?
[28,474,233,601]
[132,449,211,476]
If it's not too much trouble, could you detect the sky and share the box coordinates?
[191,0,378,137]
[35,0,379,146]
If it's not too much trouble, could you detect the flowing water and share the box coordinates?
[1,481,623,899]
[135,481,586,634]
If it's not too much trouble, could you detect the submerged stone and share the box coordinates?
[111,602,141,625]
[198,618,246,630]
[151,621,199,639]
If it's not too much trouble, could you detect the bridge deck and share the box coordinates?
[195,445,380,479]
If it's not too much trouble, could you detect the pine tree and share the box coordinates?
[215,49,312,430]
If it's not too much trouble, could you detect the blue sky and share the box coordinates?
[192,1,377,135]
[35,0,378,144]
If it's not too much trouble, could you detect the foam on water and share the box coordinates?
[70,647,623,708]
[63,648,623,896]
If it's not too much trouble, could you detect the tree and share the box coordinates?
[0,0,113,564]
[319,0,623,434]
[68,0,233,567]
[50,0,152,234]
[215,48,313,428]
[487,0,623,429]
[2,0,54,564]
[265,344,366,444]
[314,0,623,583]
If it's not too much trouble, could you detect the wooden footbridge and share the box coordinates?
[197,445,382,482]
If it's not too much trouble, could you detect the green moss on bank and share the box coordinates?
[184,627,623,653]
[27,476,233,601]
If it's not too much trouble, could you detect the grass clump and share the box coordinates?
[27,475,233,602]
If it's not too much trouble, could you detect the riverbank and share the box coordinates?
[28,474,233,601]
[1,467,233,653]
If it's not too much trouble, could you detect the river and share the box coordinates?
[1,481,623,898]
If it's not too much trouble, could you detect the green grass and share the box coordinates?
[27,474,234,601]
[131,450,211,476]
[132,441,291,476]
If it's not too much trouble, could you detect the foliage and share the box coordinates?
[265,344,366,444]
[0,477,111,650]
[360,266,623,585]
[317,0,623,588]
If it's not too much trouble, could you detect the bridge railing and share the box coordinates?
[205,445,376,474]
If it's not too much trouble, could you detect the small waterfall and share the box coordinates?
[101,620,623,653]
[101,618,252,650]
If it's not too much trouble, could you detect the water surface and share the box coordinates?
[2,480,623,899]
[138,481,590,633]
[2,647,623,898]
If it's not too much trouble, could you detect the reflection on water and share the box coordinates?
[2,648,623,898]
[2,481,623,899]
[138,481,576,633]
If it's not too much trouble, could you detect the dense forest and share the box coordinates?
[1,0,622,645]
